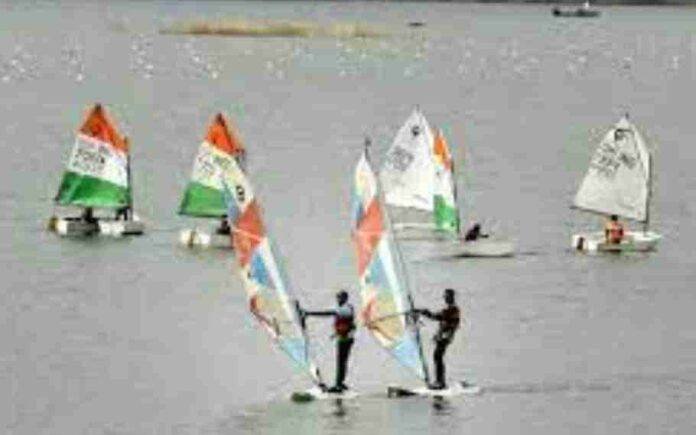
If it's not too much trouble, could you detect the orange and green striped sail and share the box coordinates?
[432,129,460,233]
[55,104,131,209]
[178,113,246,218]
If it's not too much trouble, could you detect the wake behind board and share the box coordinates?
[387,381,482,398]
[291,387,359,403]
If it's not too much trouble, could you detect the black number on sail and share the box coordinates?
[387,147,414,172]
[590,140,621,178]
[235,185,245,203]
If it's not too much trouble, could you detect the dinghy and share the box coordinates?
[351,140,480,398]
[571,116,661,253]
[48,104,144,237]
[178,113,245,248]
[552,1,600,18]
[380,108,515,257]
[222,157,350,402]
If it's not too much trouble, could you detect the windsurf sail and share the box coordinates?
[179,113,246,218]
[573,116,652,222]
[432,129,460,233]
[54,104,131,209]
[223,159,321,385]
[380,108,436,213]
[352,145,430,382]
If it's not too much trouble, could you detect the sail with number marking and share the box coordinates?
[54,104,131,209]
[380,108,436,212]
[224,159,321,385]
[179,113,246,218]
[352,148,429,382]
[573,117,651,222]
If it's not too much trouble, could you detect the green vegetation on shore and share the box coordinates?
[161,19,385,38]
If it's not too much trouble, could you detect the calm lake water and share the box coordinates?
[2,1,696,433]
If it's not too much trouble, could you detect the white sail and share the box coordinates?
[573,117,651,222]
[380,108,436,212]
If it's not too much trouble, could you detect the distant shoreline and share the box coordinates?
[247,0,696,5]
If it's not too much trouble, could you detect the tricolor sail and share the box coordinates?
[179,113,246,218]
[352,146,429,382]
[55,104,131,209]
[573,117,651,222]
[380,108,436,212]
[224,159,321,385]
[432,129,460,233]
[380,109,462,234]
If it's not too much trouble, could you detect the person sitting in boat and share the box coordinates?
[464,223,488,242]
[115,207,129,221]
[414,288,461,390]
[605,214,625,245]
[81,207,97,225]
[216,217,231,235]
[300,290,356,393]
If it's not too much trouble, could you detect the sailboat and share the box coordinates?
[222,155,348,402]
[178,113,245,248]
[552,1,600,18]
[380,107,515,257]
[48,103,144,237]
[352,139,480,397]
[571,115,661,252]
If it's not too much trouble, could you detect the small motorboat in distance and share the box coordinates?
[552,1,600,18]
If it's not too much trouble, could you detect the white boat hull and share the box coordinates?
[571,230,661,252]
[455,239,516,257]
[393,223,446,241]
[50,216,144,237]
[98,219,144,236]
[178,228,231,249]
[388,381,482,398]
[53,218,99,236]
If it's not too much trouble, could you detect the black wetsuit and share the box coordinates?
[303,303,356,390]
[428,305,461,387]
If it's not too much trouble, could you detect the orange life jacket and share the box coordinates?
[605,221,624,244]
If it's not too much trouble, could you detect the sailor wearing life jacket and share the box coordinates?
[605,214,625,244]
[300,290,356,393]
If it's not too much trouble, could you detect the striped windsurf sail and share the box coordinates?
[432,129,460,233]
[352,148,429,382]
[224,159,321,385]
[54,104,131,209]
[179,113,246,218]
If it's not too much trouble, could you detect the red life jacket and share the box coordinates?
[334,304,355,338]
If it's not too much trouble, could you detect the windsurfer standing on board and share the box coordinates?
[300,290,356,393]
[414,288,461,390]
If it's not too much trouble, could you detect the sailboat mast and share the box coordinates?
[451,139,462,237]
[644,151,653,233]
[126,137,133,221]
[365,136,431,385]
